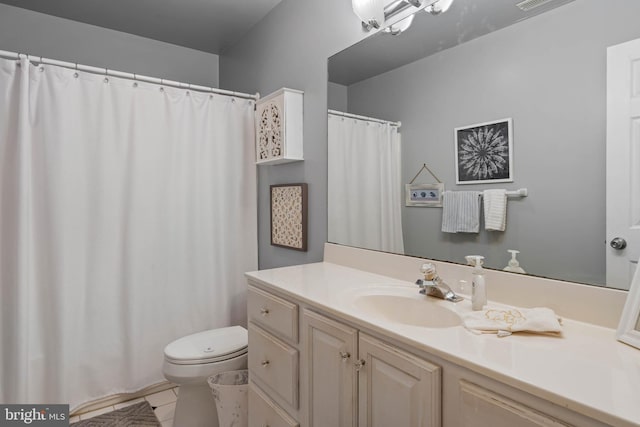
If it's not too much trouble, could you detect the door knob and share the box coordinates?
[610,237,627,250]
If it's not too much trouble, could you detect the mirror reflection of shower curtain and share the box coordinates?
[328,114,404,254]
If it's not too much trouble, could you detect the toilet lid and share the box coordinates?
[164,326,248,365]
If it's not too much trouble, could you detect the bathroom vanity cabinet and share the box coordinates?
[246,262,638,427]
[302,310,441,427]
[248,284,441,427]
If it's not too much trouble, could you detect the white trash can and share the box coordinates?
[207,369,249,427]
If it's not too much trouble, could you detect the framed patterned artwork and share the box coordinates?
[270,183,308,251]
[455,118,513,184]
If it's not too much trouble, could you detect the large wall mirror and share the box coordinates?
[327,0,640,290]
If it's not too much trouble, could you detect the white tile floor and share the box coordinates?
[71,387,179,427]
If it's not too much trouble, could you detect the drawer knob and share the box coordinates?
[339,351,351,361]
[260,307,270,316]
[354,359,366,371]
[261,360,270,367]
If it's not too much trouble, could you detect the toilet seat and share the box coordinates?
[164,325,248,366]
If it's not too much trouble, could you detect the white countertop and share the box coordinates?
[246,261,640,427]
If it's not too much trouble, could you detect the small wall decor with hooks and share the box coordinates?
[405,163,444,207]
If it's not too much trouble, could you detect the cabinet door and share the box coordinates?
[302,309,358,427]
[458,381,571,427]
[358,334,441,427]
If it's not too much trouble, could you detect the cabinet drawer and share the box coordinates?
[249,323,299,409]
[249,383,299,427]
[248,285,298,342]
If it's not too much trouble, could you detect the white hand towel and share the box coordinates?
[483,189,507,231]
[462,307,562,337]
[442,191,481,233]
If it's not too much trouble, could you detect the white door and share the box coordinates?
[606,38,640,290]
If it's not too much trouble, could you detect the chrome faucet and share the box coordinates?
[416,263,463,303]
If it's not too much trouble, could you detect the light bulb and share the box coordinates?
[352,0,385,29]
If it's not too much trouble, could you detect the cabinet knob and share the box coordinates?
[260,307,270,316]
[261,360,270,367]
[354,359,366,371]
[339,351,351,361]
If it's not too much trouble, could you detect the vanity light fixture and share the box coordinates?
[382,14,415,35]
[352,0,385,31]
[354,0,455,33]
[425,0,454,15]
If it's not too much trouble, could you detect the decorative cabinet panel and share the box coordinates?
[255,88,303,165]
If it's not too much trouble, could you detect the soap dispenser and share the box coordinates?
[503,249,526,274]
[465,255,486,311]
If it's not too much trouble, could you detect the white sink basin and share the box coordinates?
[346,286,462,328]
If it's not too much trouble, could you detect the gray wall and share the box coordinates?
[328,82,348,112]
[220,0,366,269]
[345,0,640,285]
[0,3,219,87]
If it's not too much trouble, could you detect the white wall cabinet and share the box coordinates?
[247,281,612,427]
[255,88,303,165]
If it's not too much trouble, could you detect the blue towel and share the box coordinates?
[441,191,481,233]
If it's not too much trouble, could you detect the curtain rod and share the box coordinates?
[328,109,401,127]
[0,49,260,101]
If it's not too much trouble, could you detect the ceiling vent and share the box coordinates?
[516,0,556,11]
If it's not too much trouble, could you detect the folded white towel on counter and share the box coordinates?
[483,189,507,231]
[441,191,481,233]
[462,307,562,337]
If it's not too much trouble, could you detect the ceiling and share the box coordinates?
[0,0,283,54]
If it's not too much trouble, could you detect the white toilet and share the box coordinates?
[163,326,248,427]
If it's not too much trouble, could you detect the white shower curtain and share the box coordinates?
[0,58,257,409]
[328,113,404,254]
